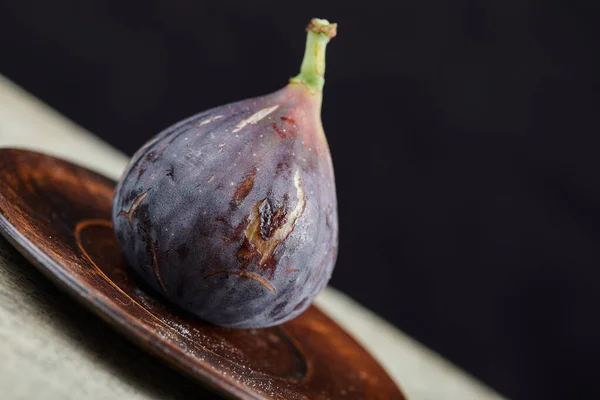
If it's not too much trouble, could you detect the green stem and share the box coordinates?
[290,18,337,94]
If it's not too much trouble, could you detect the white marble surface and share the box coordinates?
[0,74,507,400]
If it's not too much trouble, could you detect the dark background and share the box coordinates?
[2,1,600,399]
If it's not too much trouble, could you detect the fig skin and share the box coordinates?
[112,23,339,328]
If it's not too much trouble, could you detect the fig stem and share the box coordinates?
[290,18,337,94]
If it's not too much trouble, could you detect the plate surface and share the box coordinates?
[0,149,404,399]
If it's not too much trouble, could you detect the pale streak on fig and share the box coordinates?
[232,105,280,133]
[118,190,149,228]
[205,270,276,293]
[244,170,306,267]
[197,115,223,126]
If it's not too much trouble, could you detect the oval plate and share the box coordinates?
[0,149,404,400]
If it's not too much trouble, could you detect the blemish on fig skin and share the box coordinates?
[205,270,276,293]
[265,257,279,279]
[232,216,248,241]
[236,238,257,270]
[243,170,306,270]
[258,198,289,240]
[220,236,232,245]
[118,190,150,228]
[279,116,297,138]
[148,237,168,295]
[275,162,290,175]
[137,166,147,180]
[166,166,174,180]
[231,168,258,208]
[280,116,296,125]
[273,123,286,139]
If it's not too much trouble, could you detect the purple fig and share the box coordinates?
[112,18,338,328]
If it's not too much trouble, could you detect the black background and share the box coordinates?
[2,1,600,399]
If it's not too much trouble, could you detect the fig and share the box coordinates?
[112,18,338,328]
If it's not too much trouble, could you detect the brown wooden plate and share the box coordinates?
[0,149,404,399]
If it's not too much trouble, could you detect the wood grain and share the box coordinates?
[0,149,404,400]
